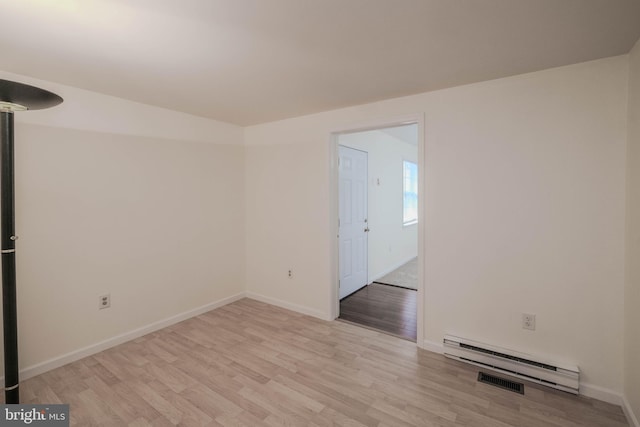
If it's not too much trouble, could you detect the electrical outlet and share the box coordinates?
[99,294,111,310]
[288,270,293,279]
[522,313,536,330]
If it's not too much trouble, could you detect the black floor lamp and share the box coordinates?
[0,80,63,403]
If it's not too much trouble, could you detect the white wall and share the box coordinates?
[0,72,246,374]
[625,38,640,425]
[245,56,628,397]
[338,128,418,282]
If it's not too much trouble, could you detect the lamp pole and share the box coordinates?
[0,80,62,403]
[0,109,18,404]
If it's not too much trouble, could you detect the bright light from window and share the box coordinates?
[403,160,418,226]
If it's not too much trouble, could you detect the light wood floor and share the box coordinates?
[10,299,629,426]
[374,257,418,290]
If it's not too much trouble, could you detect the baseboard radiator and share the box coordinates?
[443,335,580,394]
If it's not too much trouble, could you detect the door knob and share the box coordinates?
[364,227,370,232]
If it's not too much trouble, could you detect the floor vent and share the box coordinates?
[478,372,524,394]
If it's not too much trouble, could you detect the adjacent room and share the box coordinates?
[1,1,640,426]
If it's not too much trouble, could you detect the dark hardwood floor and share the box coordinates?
[339,283,417,341]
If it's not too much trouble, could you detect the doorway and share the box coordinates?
[334,121,421,342]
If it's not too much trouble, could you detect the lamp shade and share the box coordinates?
[0,79,63,111]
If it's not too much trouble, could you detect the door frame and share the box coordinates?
[328,113,425,348]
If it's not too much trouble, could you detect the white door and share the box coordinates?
[339,145,369,299]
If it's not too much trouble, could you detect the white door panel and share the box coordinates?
[339,146,368,299]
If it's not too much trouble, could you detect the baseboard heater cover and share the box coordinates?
[443,335,579,394]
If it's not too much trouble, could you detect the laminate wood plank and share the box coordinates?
[128,417,153,427]
[235,378,313,424]
[77,387,126,426]
[180,383,244,420]
[82,375,140,422]
[109,381,164,422]
[8,298,629,426]
[339,283,417,341]
[216,412,268,427]
[271,373,380,427]
[146,380,214,427]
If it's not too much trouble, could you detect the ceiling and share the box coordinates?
[1,0,639,126]
[381,124,418,147]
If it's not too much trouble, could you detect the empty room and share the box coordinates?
[1,1,640,426]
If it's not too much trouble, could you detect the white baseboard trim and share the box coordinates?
[370,255,417,286]
[245,291,331,321]
[422,339,444,354]
[622,395,640,427]
[580,383,623,406]
[11,292,246,383]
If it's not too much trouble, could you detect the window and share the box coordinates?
[403,160,418,226]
